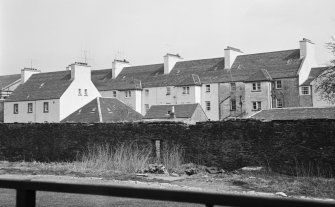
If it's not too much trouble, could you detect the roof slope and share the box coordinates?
[144,104,199,119]
[0,74,21,89]
[6,71,72,102]
[301,67,329,86]
[250,107,335,121]
[62,97,143,123]
[245,69,272,82]
[231,49,302,79]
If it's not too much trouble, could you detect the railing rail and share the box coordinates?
[0,179,334,207]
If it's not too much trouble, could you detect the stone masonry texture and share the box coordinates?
[0,120,334,176]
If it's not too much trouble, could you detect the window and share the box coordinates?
[205,101,211,111]
[231,99,236,111]
[125,90,131,97]
[275,80,282,89]
[13,104,18,114]
[43,102,49,113]
[145,89,149,95]
[183,86,190,94]
[276,98,283,108]
[230,83,236,91]
[301,86,310,95]
[145,104,150,113]
[166,87,171,95]
[28,103,33,113]
[252,82,261,91]
[78,89,82,96]
[206,85,210,93]
[113,91,117,97]
[252,101,262,111]
[84,89,88,96]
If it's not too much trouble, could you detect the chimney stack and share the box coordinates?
[224,46,243,69]
[164,53,182,74]
[21,68,40,84]
[70,62,91,81]
[299,38,315,59]
[112,59,130,79]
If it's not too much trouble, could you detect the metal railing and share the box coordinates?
[0,179,334,207]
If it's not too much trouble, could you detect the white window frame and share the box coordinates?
[300,86,310,95]
[78,89,82,96]
[275,80,282,89]
[182,86,190,94]
[145,89,149,95]
[28,103,33,113]
[252,101,262,111]
[276,98,283,108]
[125,90,132,98]
[206,85,210,93]
[43,102,49,113]
[13,104,18,114]
[231,99,236,111]
[205,101,211,111]
[113,91,117,97]
[84,89,88,96]
[230,82,236,91]
[166,87,171,96]
[252,82,261,91]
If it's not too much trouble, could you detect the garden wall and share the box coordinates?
[0,119,334,175]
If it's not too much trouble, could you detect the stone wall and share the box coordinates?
[0,119,334,175]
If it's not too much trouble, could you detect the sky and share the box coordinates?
[1,0,335,75]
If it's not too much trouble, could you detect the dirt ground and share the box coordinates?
[0,161,334,203]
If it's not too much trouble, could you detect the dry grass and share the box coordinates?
[77,143,152,174]
[161,145,184,173]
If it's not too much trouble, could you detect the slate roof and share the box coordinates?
[301,67,329,86]
[3,48,304,100]
[0,74,21,89]
[5,71,72,102]
[144,104,200,119]
[245,69,272,82]
[231,49,302,79]
[250,107,335,121]
[61,97,143,123]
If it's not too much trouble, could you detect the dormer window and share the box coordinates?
[182,86,190,94]
[78,89,82,96]
[275,80,282,89]
[252,82,261,91]
[166,87,171,95]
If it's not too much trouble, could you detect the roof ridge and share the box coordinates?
[237,49,299,57]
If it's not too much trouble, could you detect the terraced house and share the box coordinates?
[3,38,333,123]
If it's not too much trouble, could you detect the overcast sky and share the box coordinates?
[1,0,335,75]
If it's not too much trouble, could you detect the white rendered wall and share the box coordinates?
[298,40,318,85]
[176,86,197,104]
[4,99,60,123]
[141,86,177,115]
[201,83,219,121]
[60,79,101,121]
